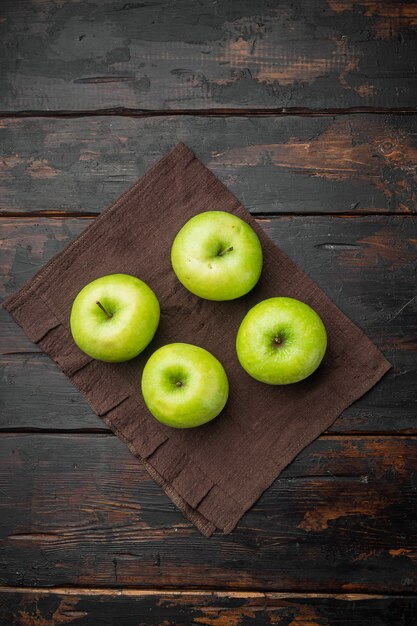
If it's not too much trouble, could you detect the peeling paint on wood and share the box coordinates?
[1,0,417,111]
[0,116,416,215]
[1,0,417,608]
[1,589,416,626]
[327,1,417,39]
[0,434,416,591]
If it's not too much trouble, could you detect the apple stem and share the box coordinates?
[273,334,285,347]
[176,381,183,387]
[96,301,113,319]
[218,245,234,257]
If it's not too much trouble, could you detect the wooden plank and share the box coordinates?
[0,433,416,591]
[1,0,417,111]
[1,215,416,434]
[1,588,416,626]
[1,115,417,215]
[1,348,415,434]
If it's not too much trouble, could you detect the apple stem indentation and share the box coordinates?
[217,245,234,257]
[96,300,113,319]
[176,381,183,388]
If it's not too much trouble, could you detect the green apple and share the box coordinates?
[171,211,263,300]
[70,274,160,362]
[141,343,229,428]
[236,297,327,385]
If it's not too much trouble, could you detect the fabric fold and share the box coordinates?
[39,325,94,377]
[3,142,391,536]
[105,396,169,459]
[10,295,61,344]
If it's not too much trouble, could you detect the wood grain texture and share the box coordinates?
[1,115,417,215]
[1,216,416,434]
[2,0,416,605]
[1,588,416,626]
[1,433,416,591]
[1,0,417,112]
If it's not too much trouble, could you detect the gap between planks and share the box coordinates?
[0,431,414,438]
[0,586,414,600]
[2,107,417,118]
[1,212,417,220]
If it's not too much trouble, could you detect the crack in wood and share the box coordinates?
[389,294,417,321]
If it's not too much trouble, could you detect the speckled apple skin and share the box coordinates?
[236,297,327,385]
[70,274,160,362]
[171,211,263,301]
[141,343,229,428]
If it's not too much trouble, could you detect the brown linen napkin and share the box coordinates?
[4,143,391,536]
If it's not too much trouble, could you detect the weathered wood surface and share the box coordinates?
[2,0,417,607]
[1,589,416,626]
[1,115,417,216]
[1,434,416,591]
[1,215,416,433]
[2,0,417,112]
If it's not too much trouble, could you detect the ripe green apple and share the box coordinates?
[236,297,327,385]
[141,343,229,428]
[70,274,160,362]
[171,211,263,300]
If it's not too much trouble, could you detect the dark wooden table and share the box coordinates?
[1,1,417,624]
